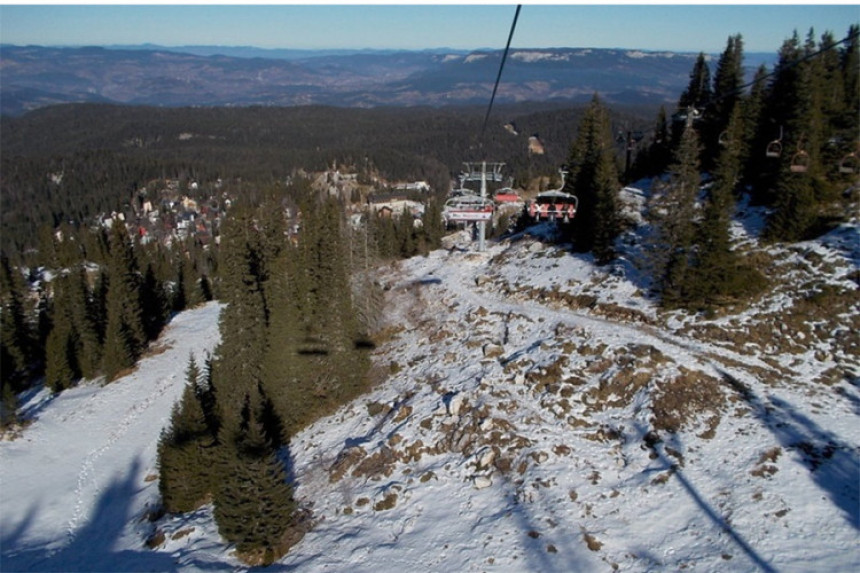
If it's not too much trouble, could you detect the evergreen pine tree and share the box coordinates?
[0,252,34,392]
[101,222,146,380]
[764,30,823,241]
[211,208,269,436]
[0,371,20,428]
[173,260,188,313]
[679,52,714,111]
[261,241,304,436]
[141,262,169,341]
[691,106,765,306]
[67,267,102,379]
[420,197,445,253]
[650,106,673,176]
[566,94,622,262]
[704,35,745,169]
[397,208,417,258]
[264,196,369,434]
[672,52,713,150]
[44,312,77,392]
[157,354,217,513]
[842,25,859,124]
[653,122,702,307]
[212,385,298,566]
[741,64,770,190]
[181,255,205,309]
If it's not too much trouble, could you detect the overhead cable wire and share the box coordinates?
[725,28,860,105]
[634,28,859,144]
[481,4,521,144]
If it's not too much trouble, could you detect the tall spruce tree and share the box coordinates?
[261,239,304,437]
[101,221,146,380]
[211,207,269,436]
[842,25,859,126]
[262,196,370,435]
[704,35,745,169]
[565,94,622,263]
[691,105,766,306]
[66,266,102,379]
[764,31,821,241]
[158,354,217,513]
[741,64,770,189]
[212,402,299,566]
[653,122,702,307]
[0,252,34,393]
[44,305,77,392]
[44,269,103,391]
[679,52,714,111]
[673,52,713,152]
[420,197,445,254]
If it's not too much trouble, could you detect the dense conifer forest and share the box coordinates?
[1,25,857,563]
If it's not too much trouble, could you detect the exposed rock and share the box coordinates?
[473,475,493,489]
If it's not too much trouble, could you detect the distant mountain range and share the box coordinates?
[0,44,777,116]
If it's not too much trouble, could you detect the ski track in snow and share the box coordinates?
[414,247,780,389]
[64,372,177,547]
[0,302,224,571]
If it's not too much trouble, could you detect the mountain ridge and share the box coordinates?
[0,44,776,116]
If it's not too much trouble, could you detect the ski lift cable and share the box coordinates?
[480,4,522,144]
[655,28,860,141]
[677,29,860,119]
[725,28,860,106]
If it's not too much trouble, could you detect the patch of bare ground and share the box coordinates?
[143,342,173,358]
[580,344,672,415]
[582,528,603,551]
[373,492,398,511]
[0,418,33,441]
[351,447,397,480]
[677,278,859,383]
[515,284,654,325]
[650,367,727,435]
[329,446,368,483]
[750,447,782,478]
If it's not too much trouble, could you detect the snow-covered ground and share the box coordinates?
[1,302,228,572]
[2,194,858,572]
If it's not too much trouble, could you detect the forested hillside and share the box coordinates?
[0,101,654,255]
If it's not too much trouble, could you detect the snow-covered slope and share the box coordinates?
[0,302,228,572]
[2,197,858,572]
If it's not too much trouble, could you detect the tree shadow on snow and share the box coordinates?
[0,456,225,572]
[632,421,778,573]
[720,370,859,530]
[489,465,592,572]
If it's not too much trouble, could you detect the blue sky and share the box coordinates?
[1,3,858,54]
